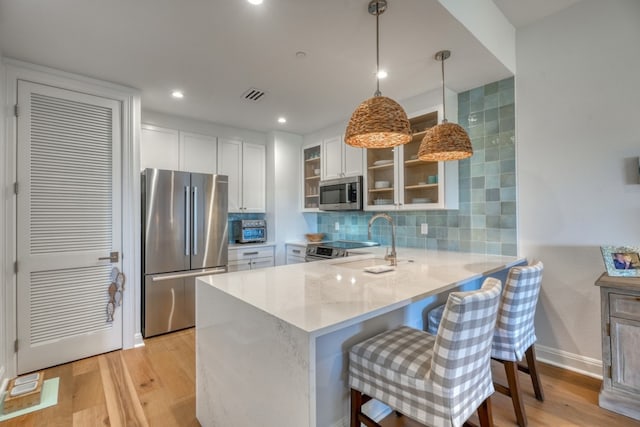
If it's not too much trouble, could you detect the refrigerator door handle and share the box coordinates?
[185,185,191,256]
[150,268,227,282]
[193,186,198,255]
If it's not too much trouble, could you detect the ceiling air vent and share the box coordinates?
[242,88,267,102]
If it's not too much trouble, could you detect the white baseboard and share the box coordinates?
[535,344,602,379]
[133,332,145,348]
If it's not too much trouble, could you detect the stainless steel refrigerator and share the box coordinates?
[142,168,228,337]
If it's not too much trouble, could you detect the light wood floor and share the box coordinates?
[2,328,639,426]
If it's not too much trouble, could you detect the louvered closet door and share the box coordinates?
[16,80,122,374]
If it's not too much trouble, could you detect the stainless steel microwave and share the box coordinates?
[319,176,363,211]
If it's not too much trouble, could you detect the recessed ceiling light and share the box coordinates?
[277,117,287,124]
[376,70,388,79]
[247,0,263,5]
[171,90,184,99]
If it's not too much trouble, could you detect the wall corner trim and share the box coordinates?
[133,333,145,348]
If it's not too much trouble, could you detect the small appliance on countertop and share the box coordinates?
[305,240,379,262]
[232,219,267,243]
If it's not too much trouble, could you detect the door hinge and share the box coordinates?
[13,261,18,274]
[608,365,612,378]
[14,339,18,353]
[606,323,610,336]
[14,104,19,117]
[13,182,19,195]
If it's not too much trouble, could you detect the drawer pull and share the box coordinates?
[292,249,301,254]
[243,251,259,256]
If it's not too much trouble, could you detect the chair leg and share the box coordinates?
[525,345,545,401]
[477,397,494,427]
[504,361,527,427]
[351,388,362,427]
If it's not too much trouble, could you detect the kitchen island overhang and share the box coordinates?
[195,248,524,427]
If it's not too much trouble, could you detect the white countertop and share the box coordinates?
[198,247,525,336]
[228,241,276,249]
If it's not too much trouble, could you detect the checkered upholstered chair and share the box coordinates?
[349,277,502,427]
[491,261,544,427]
[426,262,545,427]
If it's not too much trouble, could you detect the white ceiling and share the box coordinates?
[0,0,580,135]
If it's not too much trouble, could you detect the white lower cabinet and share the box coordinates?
[228,245,275,272]
[286,243,307,264]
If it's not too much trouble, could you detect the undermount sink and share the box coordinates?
[332,257,411,270]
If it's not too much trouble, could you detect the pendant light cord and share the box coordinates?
[441,54,447,123]
[374,3,381,97]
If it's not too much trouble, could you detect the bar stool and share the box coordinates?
[349,277,502,427]
[492,261,545,427]
[425,261,545,427]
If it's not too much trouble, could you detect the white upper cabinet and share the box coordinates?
[217,138,266,213]
[363,109,458,211]
[343,143,364,177]
[179,131,217,174]
[321,135,363,180]
[241,142,266,212]
[218,139,243,212]
[141,125,217,174]
[140,125,180,171]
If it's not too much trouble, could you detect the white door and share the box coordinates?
[16,80,123,374]
[241,142,266,212]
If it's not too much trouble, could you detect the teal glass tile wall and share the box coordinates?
[316,77,517,256]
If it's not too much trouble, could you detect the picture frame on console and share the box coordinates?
[601,246,640,277]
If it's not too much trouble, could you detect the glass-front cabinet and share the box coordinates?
[302,144,321,210]
[364,109,459,211]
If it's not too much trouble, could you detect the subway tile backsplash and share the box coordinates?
[316,77,517,256]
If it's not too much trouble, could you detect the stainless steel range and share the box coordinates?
[305,240,380,262]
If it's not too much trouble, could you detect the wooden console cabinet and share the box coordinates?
[596,273,640,421]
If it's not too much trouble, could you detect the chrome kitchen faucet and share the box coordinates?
[368,213,397,266]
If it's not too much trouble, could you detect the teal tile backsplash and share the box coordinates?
[316,77,517,256]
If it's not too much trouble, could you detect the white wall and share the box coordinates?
[266,131,312,265]
[517,0,640,375]
[437,0,516,73]
[0,57,6,386]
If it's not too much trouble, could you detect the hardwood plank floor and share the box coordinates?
[1,328,638,426]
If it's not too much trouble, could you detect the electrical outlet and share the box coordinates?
[334,222,340,231]
[420,223,429,235]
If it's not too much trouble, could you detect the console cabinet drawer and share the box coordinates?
[610,293,640,322]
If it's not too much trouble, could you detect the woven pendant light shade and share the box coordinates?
[418,49,473,161]
[418,122,473,161]
[345,96,411,148]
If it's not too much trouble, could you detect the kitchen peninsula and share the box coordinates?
[195,247,524,427]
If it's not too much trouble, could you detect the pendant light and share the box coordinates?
[345,0,411,149]
[418,50,473,161]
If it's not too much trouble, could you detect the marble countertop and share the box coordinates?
[198,247,525,336]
